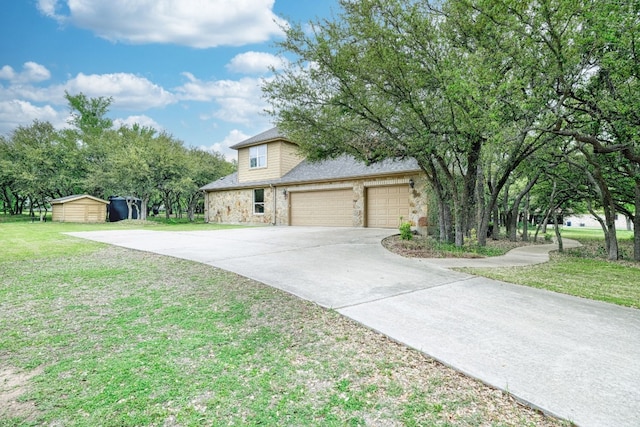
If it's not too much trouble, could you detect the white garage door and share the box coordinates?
[367,185,410,228]
[290,189,353,227]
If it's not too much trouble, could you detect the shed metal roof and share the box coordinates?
[50,194,109,204]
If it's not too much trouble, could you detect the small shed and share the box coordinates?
[50,194,109,223]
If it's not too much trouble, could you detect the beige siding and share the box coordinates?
[237,141,303,183]
[52,199,106,223]
[366,185,410,228]
[237,144,280,183]
[290,189,354,227]
[51,207,62,222]
[279,142,304,176]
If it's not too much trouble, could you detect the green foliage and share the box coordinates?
[399,220,413,240]
[466,228,478,247]
[65,91,113,137]
[0,93,235,221]
[263,0,640,257]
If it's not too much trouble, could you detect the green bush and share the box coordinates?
[399,221,413,240]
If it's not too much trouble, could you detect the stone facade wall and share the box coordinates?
[408,174,430,235]
[205,173,430,233]
[206,188,275,225]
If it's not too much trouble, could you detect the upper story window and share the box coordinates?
[249,144,267,169]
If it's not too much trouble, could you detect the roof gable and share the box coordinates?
[230,127,289,150]
[50,194,109,204]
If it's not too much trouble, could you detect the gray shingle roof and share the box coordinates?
[280,155,420,184]
[201,155,420,191]
[229,127,288,150]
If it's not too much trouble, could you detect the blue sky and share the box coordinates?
[0,0,340,160]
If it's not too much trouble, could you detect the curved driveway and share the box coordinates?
[69,226,640,427]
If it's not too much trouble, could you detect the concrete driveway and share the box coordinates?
[69,226,640,427]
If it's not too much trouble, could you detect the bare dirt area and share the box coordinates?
[0,365,43,421]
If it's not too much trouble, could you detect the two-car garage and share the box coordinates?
[289,185,410,229]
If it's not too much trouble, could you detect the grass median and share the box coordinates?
[0,219,567,426]
[457,228,640,309]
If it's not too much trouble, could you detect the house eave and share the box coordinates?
[202,169,421,193]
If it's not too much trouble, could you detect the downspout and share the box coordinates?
[270,184,277,226]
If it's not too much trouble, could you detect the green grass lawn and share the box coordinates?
[459,227,640,309]
[0,219,565,426]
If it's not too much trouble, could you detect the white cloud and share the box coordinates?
[36,0,61,18]
[0,68,178,136]
[64,73,176,110]
[202,129,250,161]
[176,73,262,101]
[0,62,51,84]
[38,0,287,48]
[0,100,66,135]
[176,73,268,124]
[226,52,289,74]
[113,115,163,131]
[211,97,267,124]
[0,71,176,111]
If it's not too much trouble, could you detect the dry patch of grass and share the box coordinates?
[0,366,44,422]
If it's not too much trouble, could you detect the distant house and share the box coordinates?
[50,194,109,223]
[564,213,634,230]
[201,127,430,232]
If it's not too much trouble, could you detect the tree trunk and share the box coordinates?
[424,165,452,243]
[163,190,172,219]
[588,202,619,261]
[534,179,556,242]
[454,202,464,247]
[522,193,530,242]
[491,203,500,239]
[20,197,27,214]
[140,196,149,221]
[507,175,539,242]
[581,147,619,260]
[125,197,141,220]
[554,216,563,253]
[2,188,15,215]
[462,136,483,244]
[633,179,640,261]
[502,184,510,239]
[187,196,196,222]
[126,198,134,220]
[476,166,488,246]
